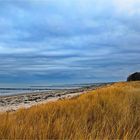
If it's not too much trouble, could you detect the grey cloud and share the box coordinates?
[0,0,139,85]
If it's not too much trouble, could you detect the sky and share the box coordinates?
[0,0,140,86]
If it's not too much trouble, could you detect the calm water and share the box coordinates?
[0,83,110,96]
[0,84,91,96]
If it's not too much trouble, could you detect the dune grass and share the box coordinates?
[0,82,140,139]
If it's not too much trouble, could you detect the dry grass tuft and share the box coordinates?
[0,81,140,139]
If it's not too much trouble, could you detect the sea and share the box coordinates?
[0,83,105,96]
[0,83,112,96]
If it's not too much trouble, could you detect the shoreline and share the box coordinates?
[0,83,113,112]
[0,91,86,113]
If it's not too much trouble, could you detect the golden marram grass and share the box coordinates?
[0,82,140,139]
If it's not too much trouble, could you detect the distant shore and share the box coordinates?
[0,83,113,112]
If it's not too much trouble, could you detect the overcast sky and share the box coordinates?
[0,0,140,85]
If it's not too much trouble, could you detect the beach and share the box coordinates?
[0,83,110,112]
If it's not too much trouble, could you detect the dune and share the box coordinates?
[0,82,139,139]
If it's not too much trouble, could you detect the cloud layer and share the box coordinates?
[0,0,140,85]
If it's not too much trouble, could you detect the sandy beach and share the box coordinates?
[0,83,111,112]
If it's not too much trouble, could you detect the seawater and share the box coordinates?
[0,85,85,96]
[0,83,108,96]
